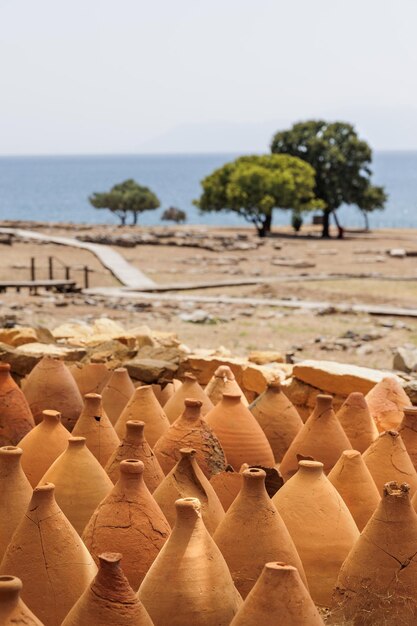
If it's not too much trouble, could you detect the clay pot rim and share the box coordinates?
[184,398,203,408]
[383,430,400,439]
[126,419,145,428]
[242,467,266,479]
[267,380,282,390]
[0,445,22,455]
[68,436,86,446]
[383,481,410,498]
[0,575,22,592]
[214,365,234,380]
[113,367,127,374]
[222,392,242,402]
[34,482,55,494]
[84,392,102,400]
[342,449,361,460]
[42,409,61,422]
[98,552,123,565]
[298,460,324,473]
[183,372,197,382]
[179,447,197,458]
[120,459,144,474]
[175,496,201,511]
[265,561,297,572]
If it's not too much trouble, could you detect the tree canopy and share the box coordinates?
[271,120,387,237]
[194,154,322,237]
[89,179,160,226]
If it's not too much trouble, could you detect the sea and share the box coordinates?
[0,152,416,229]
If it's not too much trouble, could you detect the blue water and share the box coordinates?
[0,152,416,229]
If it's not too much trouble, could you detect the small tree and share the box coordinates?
[89,179,160,226]
[161,207,187,224]
[271,120,387,238]
[194,154,322,237]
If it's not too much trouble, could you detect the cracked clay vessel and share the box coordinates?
[213,467,307,598]
[335,391,378,453]
[249,380,303,463]
[18,410,70,487]
[272,460,359,607]
[365,375,410,432]
[153,448,225,534]
[0,362,34,446]
[115,385,170,448]
[0,483,97,626]
[205,393,275,471]
[83,459,170,590]
[230,562,325,626]
[154,398,226,478]
[332,482,417,626]
[279,394,352,481]
[40,436,113,535]
[138,497,242,626]
[163,373,214,423]
[398,406,417,470]
[101,367,135,425]
[105,420,164,490]
[72,393,120,466]
[70,362,111,397]
[23,357,83,431]
[0,446,32,560]
[62,553,153,626]
[205,365,249,407]
[0,576,44,626]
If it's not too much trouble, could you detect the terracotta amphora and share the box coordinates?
[230,562,325,626]
[249,380,303,462]
[115,385,170,447]
[272,460,359,607]
[398,406,417,470]
[153,448,225,534]
[210,466,244,511]
[105,420,164,490]
[335,391,378,453]
[23,357,83,431]
[365,375,410,432]
[69,362,111,396]
[40,437,113,535]
[18,410,70,487]
[0,483,97,626]
[279,394,352,481]
[362,429,417,495]
[332,482,417,626]
[152,379,181,406]
[138,497,242,626]
[0,362,34,446]
[0,446,32,560]
[163,373,213,423]
[154,398,227,478]
[62,552,153,626]
[72,393,120,466]
[101,367,135,426]
[83,459,170,590]
[205,393,275,470]
[328,450,380,531]
[205,365,248,406]
[213,467,307,598]
[0,576,44,626]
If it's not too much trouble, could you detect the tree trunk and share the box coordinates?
[132,211,138,226]
[256,214,272,238]
[332,210,344,239]
[118,212,126,226]
[362,210,370,231]
[321,210,331,238]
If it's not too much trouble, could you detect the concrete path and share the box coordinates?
[0,228,155,288]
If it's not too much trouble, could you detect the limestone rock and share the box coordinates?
[393,346,417,373]
[293,360,388,396]
[125,358,178,383]
[248,351,285,365]
[15,343,87,361]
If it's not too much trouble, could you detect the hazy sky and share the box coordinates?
[1,0,416,155]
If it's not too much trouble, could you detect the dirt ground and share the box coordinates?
[0,223,416,370]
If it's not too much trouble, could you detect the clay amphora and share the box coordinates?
[210,466,244,511]
[0,483,97,626]
[163,373,214,423]
[365,375,410,431]
[279,394,352,480]
[272,460,359,607]
[101,367,135,425]
[69,362,111,396]
[153,448,225,534]
[213,467,307,598]
[83,459,170,589]
[152,379,181,406]
[0,576,44,626]
[115,385,170,448]
[62,553,153,626]
[205,393,275,470]
[332,482,417,626]
[328,450,380,531]
[105,420,164,490]
[138,497,242,626]
[335,391,378,453]
[23,357,83,431]
[398,406,417,470]
[0,362,34,446]
[205,365,248,406]
[18,410,70,486]
[72,393,120,466]
[0,446,32,560]
[249,380,303,462]
[40,437,113,535]
[362,429,417,495]
[154,398,227,478]
[230,562,325,626]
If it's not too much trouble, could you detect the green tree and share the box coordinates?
[89,179,160,226]
[194,154,322,237]
[271,120,387,237]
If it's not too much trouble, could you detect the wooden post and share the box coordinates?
[48,257,53,280]
[83,266,90,289]
[65,266,70,280]
[30,257,36,281]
